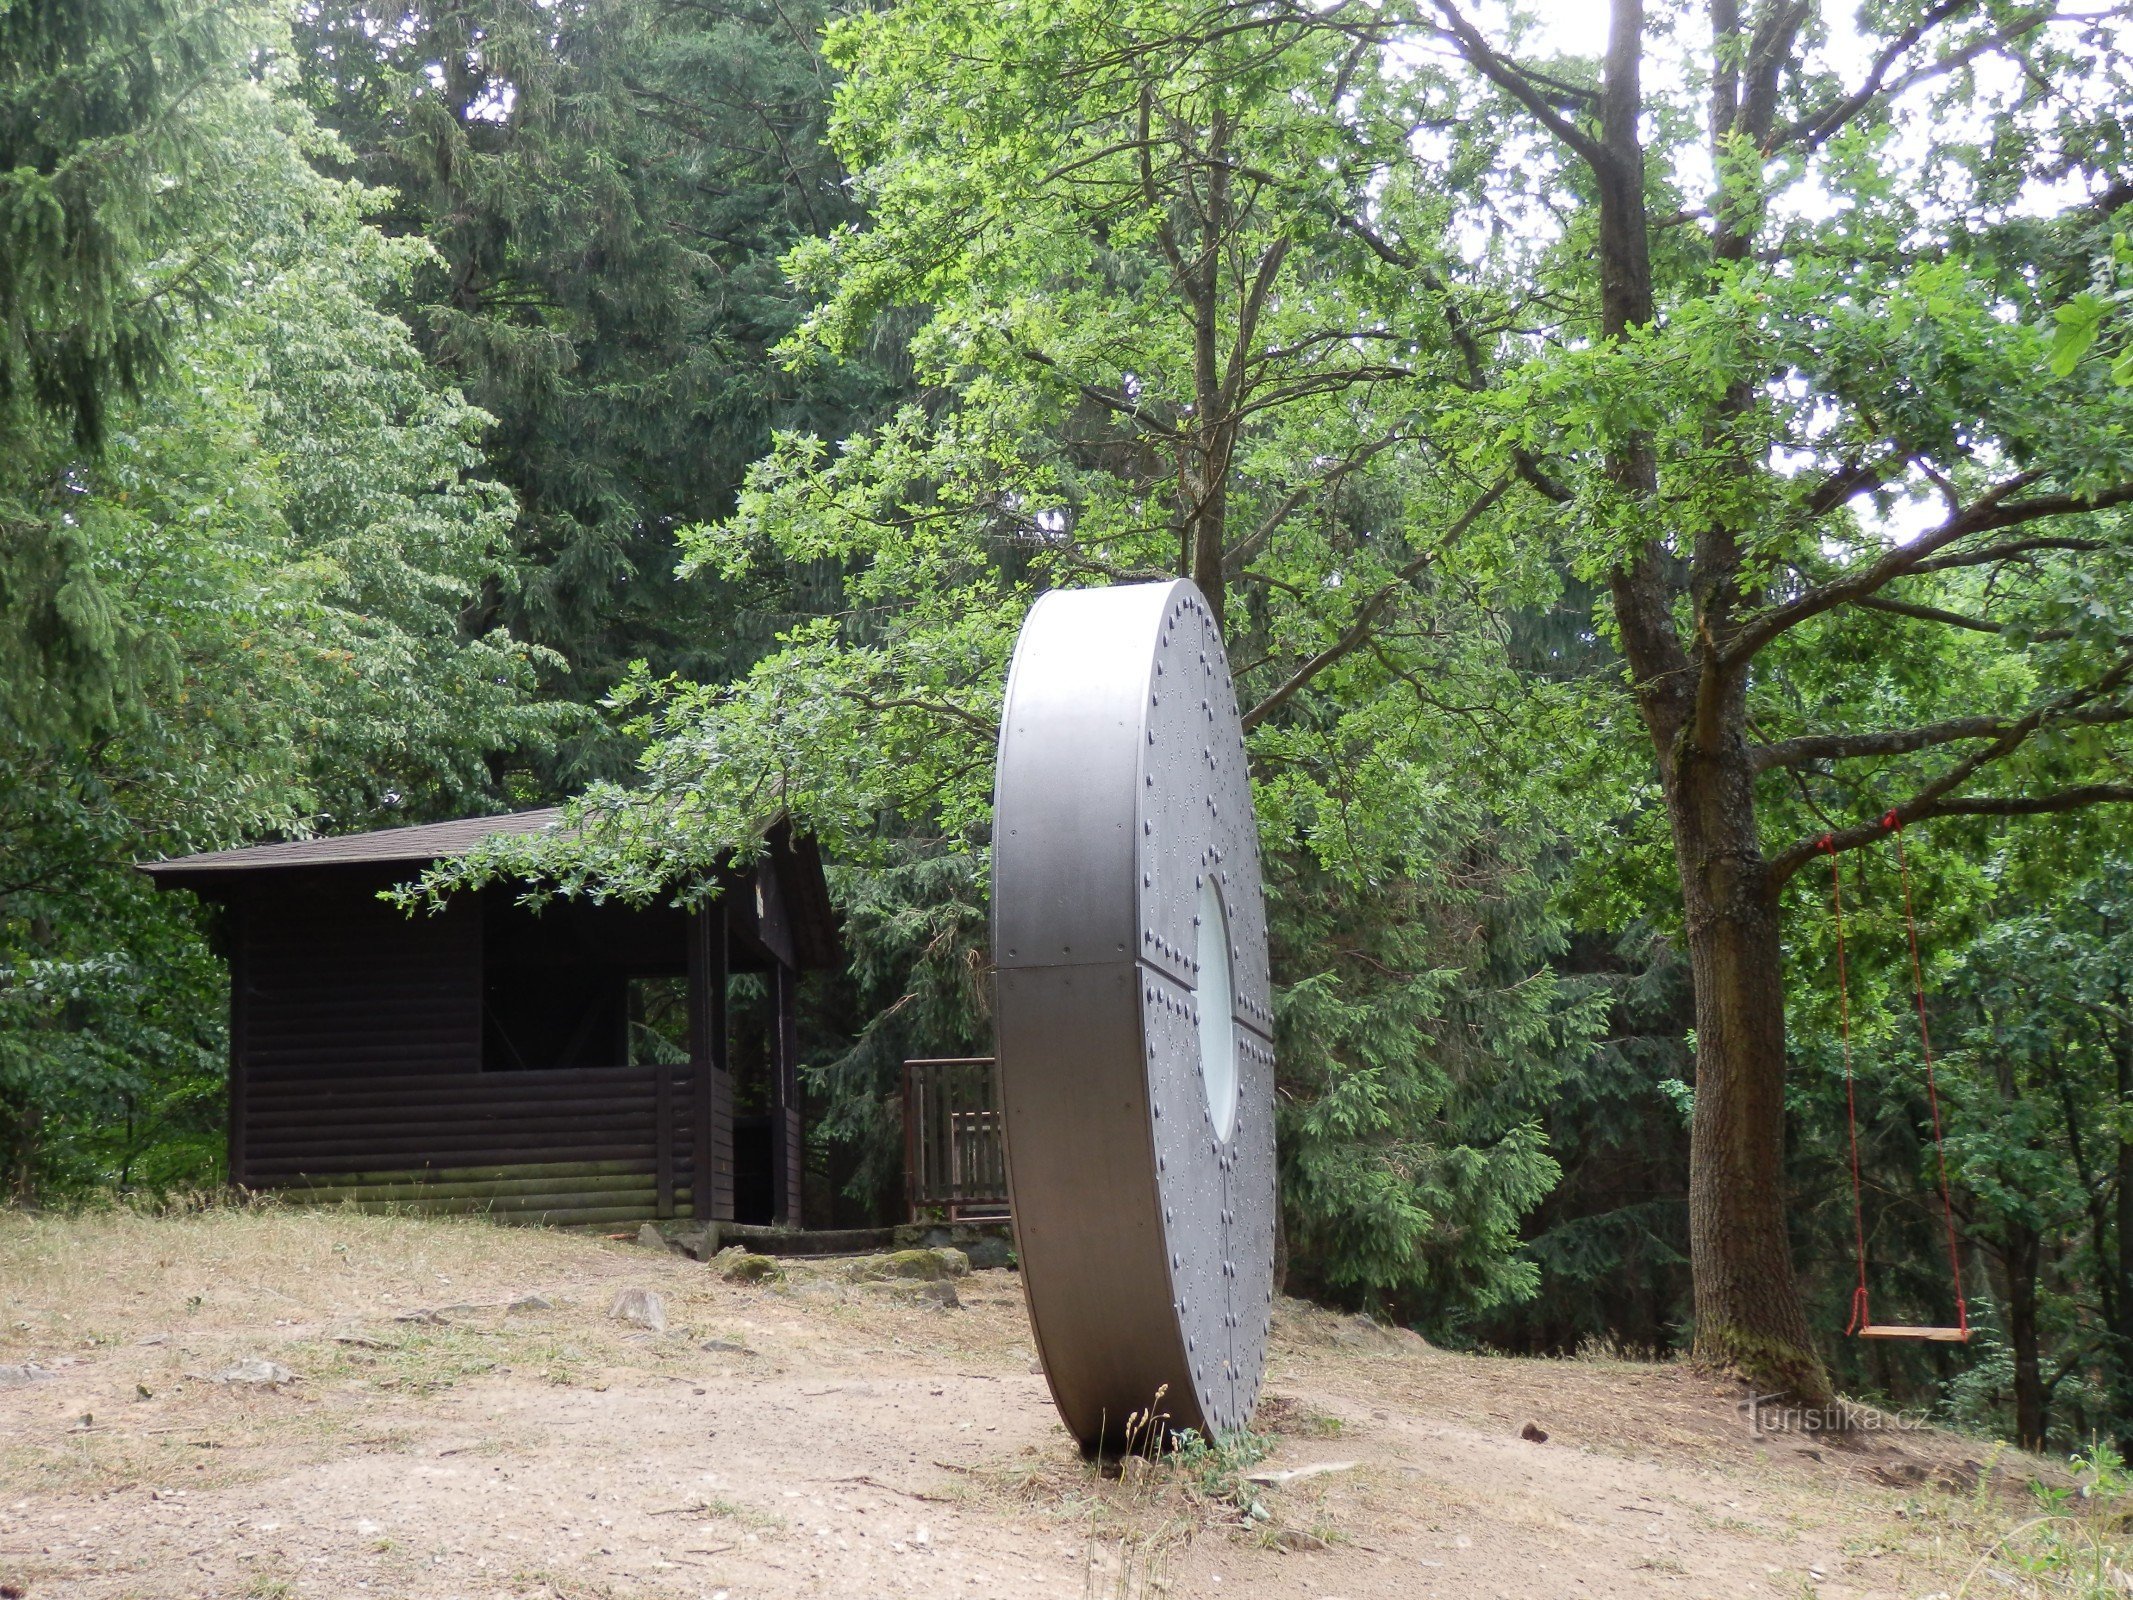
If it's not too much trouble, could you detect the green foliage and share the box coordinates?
[1930,850,2133,1449]
[423,0,1603,1323]
[290,0,895,767]
[12,0,2133,1452]
[0,64,564,1194]
[0,0,278,742]
[0,0,268,450]
[2049,234,2133,384]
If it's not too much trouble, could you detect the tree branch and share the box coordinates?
[1770,0,2018,153]
[1802,453,1905,519]
[1910,535,2103,573]
[1020,348,1181,437]
[1222,430,1406,578]
[1754,715,2010,773]
[1722,478,2133,666]
[1241,476,1509,730]
[1851,594,2003,634]
[837,688,999,741]
[1857,591,2075,641]
[1772,784,2133,883]
[1754,701,2132,773]
[1767,657,2133,882]
[1424,0,1612,172]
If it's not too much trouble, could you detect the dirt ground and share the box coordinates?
[0,1208,2107,1599]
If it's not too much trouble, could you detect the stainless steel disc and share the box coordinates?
[993,578,1276,1451]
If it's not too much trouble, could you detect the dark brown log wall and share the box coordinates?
[230,874,726,1222]
[242,877,480,1086]
[244,1065,692,1187]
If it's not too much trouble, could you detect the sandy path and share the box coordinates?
[0,1210,2049,1599]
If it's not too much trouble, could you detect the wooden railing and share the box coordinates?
[902,1056,1009,1221]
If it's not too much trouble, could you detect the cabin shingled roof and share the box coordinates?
[134,808,570,880]
[135,808,841,971]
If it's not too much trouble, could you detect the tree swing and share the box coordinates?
[1818,812,1971,1344]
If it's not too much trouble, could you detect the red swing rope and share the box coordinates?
[1886,813,1970,1337]
[1818,815,1969,1338]
[1818,833,1874,1336]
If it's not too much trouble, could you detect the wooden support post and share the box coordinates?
[227,895,249,1191]
[654,987,675,1218]
[771,961,803,1228]
[689,897,735,1222]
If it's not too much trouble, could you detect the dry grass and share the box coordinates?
[0,1199,765,1499]
[5,1201,2131,1599]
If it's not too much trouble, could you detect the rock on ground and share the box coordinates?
[715,1248,782,1284]
[211,1359,295,1386]
[843,1248,969,1283]
[606,1287,667,1331]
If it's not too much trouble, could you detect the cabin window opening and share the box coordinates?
[479,892,693,1072]
[627,976,691,1067]
[482,969,627,1071]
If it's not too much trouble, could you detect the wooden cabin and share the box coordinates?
[138,809,836,1228]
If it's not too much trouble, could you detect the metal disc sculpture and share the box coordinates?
[993,579,1276,1452]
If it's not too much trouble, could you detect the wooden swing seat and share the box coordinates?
[1824,823,1975,1357]
[1857,1325,1970,1343]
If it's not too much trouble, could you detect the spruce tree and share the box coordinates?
[0,0,263,447]
[291,0,893,760]
[0,0,274,740]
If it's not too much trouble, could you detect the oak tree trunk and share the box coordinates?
[1668,721,1831,1402]
[1590,0,1832,1403]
